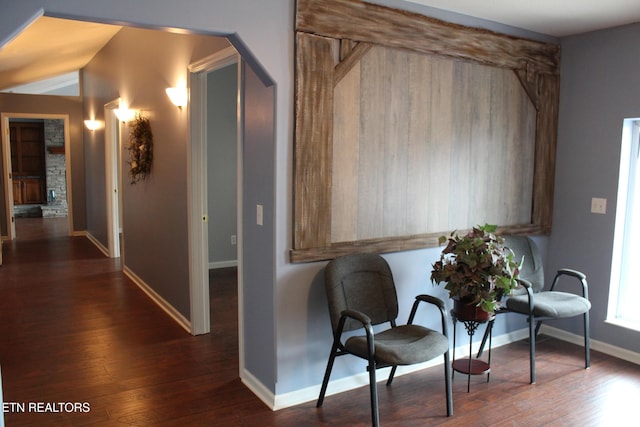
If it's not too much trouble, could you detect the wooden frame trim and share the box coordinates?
[291,0,559,263]
[296,0,559,73]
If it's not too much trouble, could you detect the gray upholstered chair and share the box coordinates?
[496,236,591,384]
[316,253,452,427]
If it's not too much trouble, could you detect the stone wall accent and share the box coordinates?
[42,119,68,218]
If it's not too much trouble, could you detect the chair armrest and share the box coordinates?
[550,269,589,299]
[415,294,446,311]
[339,309,375,355]
[515,278,535,315]
[517,278,533,289]
[408,294,449,338]
[557,268,586,281]
[341,309,372,327]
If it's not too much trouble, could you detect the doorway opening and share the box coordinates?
[188,46,241,337]
[0,113,73,240]
[104,99,124,259]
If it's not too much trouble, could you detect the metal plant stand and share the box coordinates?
[451,311,494,392]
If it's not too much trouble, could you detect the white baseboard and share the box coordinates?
[270,327,640,411]
[241,368,276,409]
[122,265,193,335]
[542,324,640,365]
[209,260,238,269]
[272,327,530,411]
[84,232,192,334]
[84,231,109,257]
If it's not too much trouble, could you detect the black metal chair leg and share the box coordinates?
[386,366,398,386]
[317,344,339,407]
[534,319,543,336]
[444,351,453,416]
[476,319,494,358]
[529,313,536,384]
[584,311,591,369]
[368,358,380,427]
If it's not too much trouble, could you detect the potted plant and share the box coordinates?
[430,224,521,320]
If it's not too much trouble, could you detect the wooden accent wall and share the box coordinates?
[292,0,560,263]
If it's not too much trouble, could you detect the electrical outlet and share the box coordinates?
[591,197,607,214]
[231,235,237,245]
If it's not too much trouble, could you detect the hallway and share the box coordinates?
[0,218,268,425]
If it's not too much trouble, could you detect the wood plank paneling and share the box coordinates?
[357,45,386,238]
[426,58,454,231]
[331,59,360,242]
[533,73,560,231]
[296,0,559,73]
[330,46,536,244]
[292,0,559,262]
[294,33,335,249]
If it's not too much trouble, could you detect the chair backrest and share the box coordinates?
[324,253,399,333]
[503,235,545,293]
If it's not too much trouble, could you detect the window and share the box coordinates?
[608,119,640,330]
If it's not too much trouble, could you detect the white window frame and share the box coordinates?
[608,118,640,331]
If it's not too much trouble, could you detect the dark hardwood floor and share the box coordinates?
[1,218,639,426]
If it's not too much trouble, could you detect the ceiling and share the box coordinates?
[0,17,121,91]
[1,1,639,92]
[406,0,640,37]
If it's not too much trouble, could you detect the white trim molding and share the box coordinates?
[273,326,640,411]
[85,232,109,257]
[542,325,640,366]
[241,369,276,410]
[123,265,191,334]
[209,260,238,269]
[84,233,191,334]
[272,327,529,410]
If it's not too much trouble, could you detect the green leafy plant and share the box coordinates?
[430,224,521,315]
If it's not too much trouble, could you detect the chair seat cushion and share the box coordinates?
[506,291,591,318]
[345,324,449,366]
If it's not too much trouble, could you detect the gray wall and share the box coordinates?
[241,61,276,390]
[82,27,230,317]
[552,23,640,351]
[0,93,85,234]
[3,0,637,407]
[0,0,283,400]
[207,64,238,267]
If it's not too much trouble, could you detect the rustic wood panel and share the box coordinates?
[294,33,335,249]
[406,52,436,232]
[296,0,559,74]
[423,57,454,231]
[532,72,559,232]
[334,41,372,85]
[292,0,559,262]
[331,61,360,242]
[329,45,536,244]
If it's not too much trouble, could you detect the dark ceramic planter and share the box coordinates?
[452,297,493,322]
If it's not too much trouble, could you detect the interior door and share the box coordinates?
[105,99,122,258]
[10,121,46,205]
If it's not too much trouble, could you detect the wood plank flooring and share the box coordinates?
[1,217,639,426]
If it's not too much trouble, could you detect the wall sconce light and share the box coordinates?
[114,107,136,122]
[165,87,188,109]
[84,119,102,131]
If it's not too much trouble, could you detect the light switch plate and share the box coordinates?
[257,204,263,226]
[591,197,607,214]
